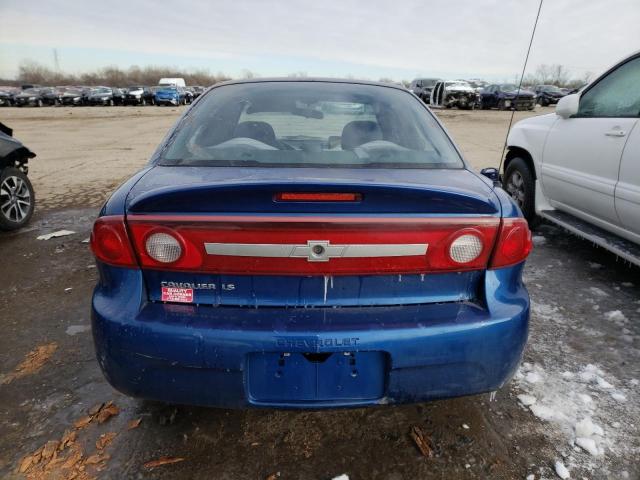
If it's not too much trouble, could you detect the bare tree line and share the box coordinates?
[1,61,235,87]
[2,60,592,89]
[522,64,593,88]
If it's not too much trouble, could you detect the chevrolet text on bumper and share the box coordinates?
[90,79,532,409]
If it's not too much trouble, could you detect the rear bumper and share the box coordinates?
[92,265,529,409]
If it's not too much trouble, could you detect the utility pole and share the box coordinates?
[53,48,60,72]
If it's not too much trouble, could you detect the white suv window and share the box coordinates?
[578,56,640,118]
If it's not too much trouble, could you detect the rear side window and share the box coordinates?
[160,82,464,169]
[578,56,640,118]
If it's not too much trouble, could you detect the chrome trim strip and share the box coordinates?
[204,241,428,262]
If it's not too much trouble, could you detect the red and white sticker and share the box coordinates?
[161,287,194,303]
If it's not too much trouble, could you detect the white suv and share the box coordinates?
[504,51,640,264]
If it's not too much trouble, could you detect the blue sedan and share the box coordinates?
[90,79,532,409]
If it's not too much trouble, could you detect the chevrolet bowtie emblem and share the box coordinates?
[204,240,428,262]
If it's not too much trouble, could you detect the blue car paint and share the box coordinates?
[125,166,501,215]
[154,87,183,105]
[92,262,528,408]
[91,80,530,409]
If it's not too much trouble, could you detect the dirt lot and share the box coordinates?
[0,106,638,480]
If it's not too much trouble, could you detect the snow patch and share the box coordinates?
[604,310,627,324]
[575,436,599,456]
[588,286,608,297]
[554,460,570,479]
[517,394,537,406]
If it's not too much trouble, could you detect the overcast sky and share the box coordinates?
[0,0,638,81]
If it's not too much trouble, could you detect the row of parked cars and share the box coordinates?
[0,84,207,107]
[409,78,575,110]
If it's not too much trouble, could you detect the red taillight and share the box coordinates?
[90,215,137,267]
[275,192,362,202]
[126,215,502,275]
[489,218,533,268]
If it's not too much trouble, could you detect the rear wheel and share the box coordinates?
[503,157,537,224]
[0,167,35,231]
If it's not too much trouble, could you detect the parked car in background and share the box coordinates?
[113,87,126,105]
[0,122,36,230]
[154,86,188,106]
[158,77,186,88]
[505,51,640,265]
[13,88,45,107]
[60,88,85,106]
[430,80,477,109]
[480,84,536,110]
[88,87,123,106]
[40,87,65,106]
[190,86,206,98]
[90,78,532,409]
[0,90,15,107]
[124,86,155,105]
[534,85,566,106]
[409,78,440,103]
[184,88,195,104]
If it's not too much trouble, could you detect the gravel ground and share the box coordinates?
[0,105,638,480]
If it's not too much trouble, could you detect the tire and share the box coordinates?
[497,100,506,110]
[539,98,548,107]
[141,98,147,106]
[37,99,43,107]
[503,157,538,224]
[108,99,114,106]
[0,167,35,231]
[480,99,489,110]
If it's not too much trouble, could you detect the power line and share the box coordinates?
[498,0,544,173]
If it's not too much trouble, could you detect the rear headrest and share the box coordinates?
[234,121,277,146]
[341,121,382,150]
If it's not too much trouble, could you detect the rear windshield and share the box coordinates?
[160,82,464,169]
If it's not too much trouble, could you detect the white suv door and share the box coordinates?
[540,55,640,230]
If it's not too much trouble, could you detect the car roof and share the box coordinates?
[211,77,408,92]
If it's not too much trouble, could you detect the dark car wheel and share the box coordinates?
[539,97,548,107]
[503,157,537,224]
[480,99,489,110]
[0,167,35,231]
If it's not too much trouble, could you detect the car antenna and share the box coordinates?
[497,0,544,176]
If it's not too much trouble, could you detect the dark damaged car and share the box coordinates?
[13,88,45,107]
[88,87,124,106]
[479,84,536,111]
[534,85,566,106]
[0,90,15,107]
[60,88,85,106]
[90,78,532,409]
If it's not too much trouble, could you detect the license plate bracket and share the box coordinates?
[247,351,386,403]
